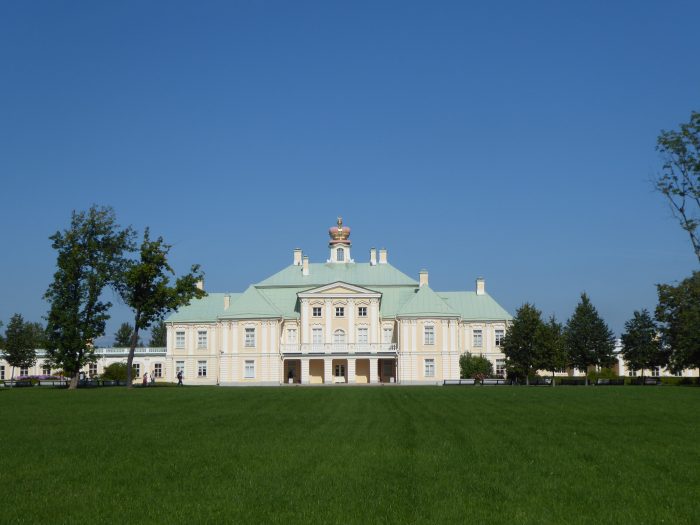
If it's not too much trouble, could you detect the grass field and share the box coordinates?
[0,386,698,524]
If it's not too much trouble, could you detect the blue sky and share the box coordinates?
[1,1,698,343]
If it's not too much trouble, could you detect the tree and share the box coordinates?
[459,353,493,379]
[44,206,134,389]
[114,322,140,347]
[656,272,700,372]
[0,320,4,348]
[564,293,616,385]
[620,309,667,380]
[501,303,544,385]
[535,315,567,385]
[101,362,130,382]
[116,228,204,387]
[654,111,700,263]
[3,314,37,382]
[149,320,166,347]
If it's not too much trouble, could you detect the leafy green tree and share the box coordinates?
[459,353,493,379]
[3,314,37,381]
[535,315,567,385]
[101,362,130,382]
[116,228,204,387]
[149,320,166,347]
[656,272,700,372]
[564,293,616,385]
[501,303,544,385]
[620,309,667,380]
[114,322,140,347]
[44,206,134,389]
[654,111,700,263]
[0,320,5,348]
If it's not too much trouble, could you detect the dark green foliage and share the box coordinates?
[148,320,166,347]
[656,272,700,372]
[114,322,140,347]
[116,228,205,386]
[501,303,543,384]
[655,111,700,262]
[3,314,38,379]
[44,206,134,389]
[620,309,667,378]
[101,362,129,381]
[535,315,567,377]
[0,320,4,348]
[459,353,493,379]
[565,293,616,383]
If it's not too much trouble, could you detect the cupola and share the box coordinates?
[328,216,353,263]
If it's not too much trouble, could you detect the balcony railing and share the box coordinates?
[280,343,397,354]
[33,347,167,358]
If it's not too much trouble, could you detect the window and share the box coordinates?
[495,329,505,347]
[312,307,322,317]
[357,327,368,344]
[0,365,5,380]
[88,363,97,377]
[333,330,346,344]
[197,360,207,377]
[335,306,345,317]
[496,359,506,378]
[424,325,435,345]
[335,364,345,377]
[20,367,29,377]
[424,359,435,377]
[358,306,367,317]
[43,365,52,376]
[337,248,344,261]
[628,369,637,377]
[651,366,660,377]
[197,330,207,349]
[244,360,255,379]
[133,363,140,377]
[245,327,256,348]
[473,329,483,347]
[176,361,185,376]
[287,328,297,343]
[154,363,162,378]
[312,327,323,345]
[383,327,393,344]
[175,331,185,348]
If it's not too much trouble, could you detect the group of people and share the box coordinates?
[140,370,185,386]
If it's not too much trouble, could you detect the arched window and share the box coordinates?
[333,329,346,344]
[337,248,344,261]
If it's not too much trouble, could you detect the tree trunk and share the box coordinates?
[551,371,555,387]
[641,370,644,386]
[525,374,530,386]
[69,372,79,390]
[125,312,141,388]
[11,366,15,388]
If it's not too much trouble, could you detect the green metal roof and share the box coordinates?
[438,292,513,321]
[166,293,240,323]
[257,287,304,319]
[220,286,281,319]
[255,263,418,287]
[373,287,418,317]
[396,285,460,318]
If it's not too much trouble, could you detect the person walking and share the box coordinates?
[150,371,156,386]
[177,370,183,386]
[142,372,148,386]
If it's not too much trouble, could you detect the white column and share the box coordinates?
[301,300,309,344]
[324,359,333,384]
[347,358,356,384]
[166,325,173,352]
[222,321,228,354]
[301,359,309,384]
[348,299,355,344]
[411,321,417,353]
[325,300,332,344]
[450,320,457,353]
[262,321,268,354]
[442,321,448,353]
[370,300,378,344]
[369,357,379,383]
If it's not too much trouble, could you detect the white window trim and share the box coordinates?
[244,360,255,379]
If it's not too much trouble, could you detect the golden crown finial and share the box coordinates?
[337,216,343,229]
[329,216,351,242]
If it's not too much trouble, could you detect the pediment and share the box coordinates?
[298,281,381,298]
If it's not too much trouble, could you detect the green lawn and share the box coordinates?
[0,386,698,524]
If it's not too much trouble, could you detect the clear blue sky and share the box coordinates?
[1,1,698,344]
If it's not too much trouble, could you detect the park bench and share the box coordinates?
[529,378,552,386]
[38,380,69,388]
[596,378,624,386]
[443,379,477,386]
[481,378,508,386]
[2,380,34,387]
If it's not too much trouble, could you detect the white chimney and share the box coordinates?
[369,248,377,266]
[196,279,204,291]
[476,277,485,296]
[293,248,302,266]
[302,255,309,276]
[379,248,387,264]
[224,295,230,310]
[419,269,429,287]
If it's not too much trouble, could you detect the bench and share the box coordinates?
[2,380,34,387]
[38,380,69,388]
[443,379,477,386]
[559,378,587,386]
[481,378,508,386]
[596,378,624,386]
[529,378,553,386]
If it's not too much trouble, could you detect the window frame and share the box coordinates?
[197,360,207,377]
[312,306,322,317]
[175,330,185,349]
[473,329,483,347]
[357,327,369,344]
[424,325,435,345]
[244,360,255,379]
[495,329,504,347]
[197,330,208,349]
[335,306,345,317]
[358,306,367,317]
[244,327,256,348]
[424,358,435,377]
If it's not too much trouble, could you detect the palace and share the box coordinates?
[163,218,513,385]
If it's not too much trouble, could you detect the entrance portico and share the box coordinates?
[285,356,396,385]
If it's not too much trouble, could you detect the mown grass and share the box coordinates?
[0,386,698,524]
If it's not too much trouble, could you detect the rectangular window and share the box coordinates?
[287,328,297,343]
[88,363,97,377]
[20,367,29,377]
[651,366,660,377]
[197,330,207,349]
[43,365,52,376]
[358,306,367,317]
[424,325,435,345]
[154,363,162,378]
[424,358,435,377]
[312,328,323,345]
[496,359,506,378]
[312,306,322,317]
[133,363,140,378]
[495,329,504,347]
[383,327,393,344]
[335,364,345,377]
[175,331,185,348]
[335,306,345,317]
[244,360,255,379]
[245,327,256,348]
[0,365,5,379]
[197,360,207,377]
[628,369,637,377]
[176,361,185,376]
[473,329,483,347]
[357,327,368,344]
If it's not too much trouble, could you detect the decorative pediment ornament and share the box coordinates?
[329,216,351,244]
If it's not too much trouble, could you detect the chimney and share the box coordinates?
[196,279,204,291]
[302,255,309,276]
[224,295,230,310]
[293,248,302,266]
[476,277,485,296]
[369,248,377,266]
[379,248,387,264]
[419,269,429,287]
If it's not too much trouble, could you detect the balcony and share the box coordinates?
[280,343,397,355]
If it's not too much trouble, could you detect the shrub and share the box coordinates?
[459,353,493,379]
[101,362,129,381]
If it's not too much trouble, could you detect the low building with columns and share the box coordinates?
[163,218,513,385]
